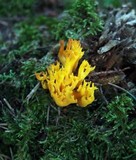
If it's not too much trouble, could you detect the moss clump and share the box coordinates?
[0,16,54,105]
[1,92,136,159]
[54,0,103,40]
[0,0,36,16]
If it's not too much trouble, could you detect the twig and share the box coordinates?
[3,98,14,112]
[3,98,15,116]
[0,16,26,22]
[0,20,8,26]
[99,86,108,105]
[10,148,14,160]
[56,107,61,126]
[46,105,50,126]
[26,82,40,104]
[0,123,7,126]
[90,67,130,77]
[108,83,136,101]
[0,123,8,130]
[0,153,10,160]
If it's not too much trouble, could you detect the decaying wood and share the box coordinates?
[87,3,136,95]
[98,4,136,65]
[89,68,129,85]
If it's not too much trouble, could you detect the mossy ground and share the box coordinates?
[0,0,136,159]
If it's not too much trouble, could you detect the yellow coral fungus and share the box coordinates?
[58,39,84,74]
[35,39,97,107]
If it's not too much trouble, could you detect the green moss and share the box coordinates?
[1,92,135,159]
[0,0,36,16]
[0,16,54,105]
[14,24,41,45]
[53,0,103,40]
[98,0,122,8]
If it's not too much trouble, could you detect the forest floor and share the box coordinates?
[0,0,136,159]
